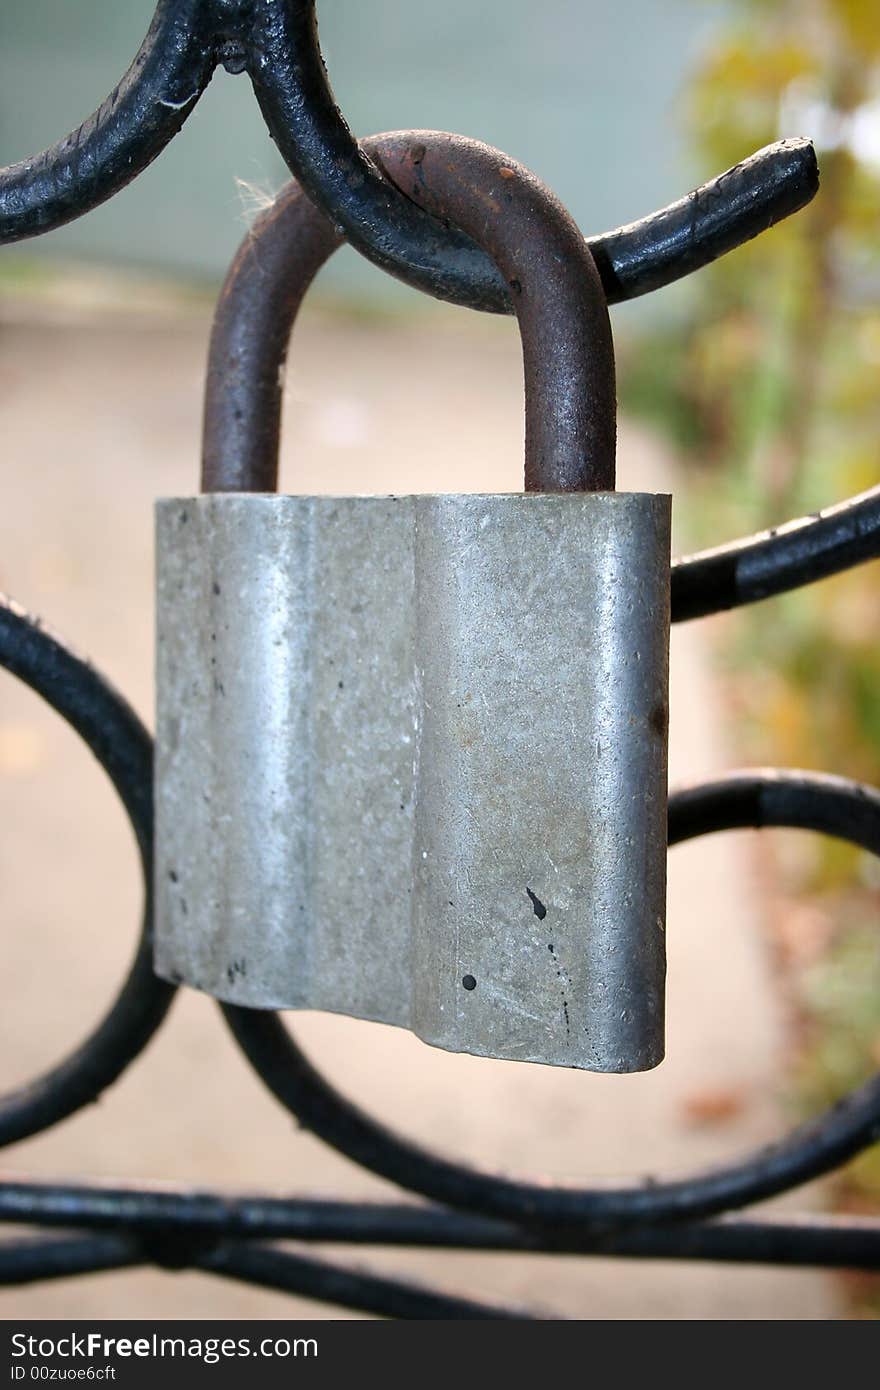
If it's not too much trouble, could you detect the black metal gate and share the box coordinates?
[1,1,879,1318]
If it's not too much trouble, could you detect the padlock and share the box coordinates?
[155,133,670,1072]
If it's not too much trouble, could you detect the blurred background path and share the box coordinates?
[0,290,838,1318]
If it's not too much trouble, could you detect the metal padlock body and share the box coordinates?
[157,490,668,1071]
[155,132,671,1073]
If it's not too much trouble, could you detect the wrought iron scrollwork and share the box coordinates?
[1,0,879,1320]
[0,1,817,308]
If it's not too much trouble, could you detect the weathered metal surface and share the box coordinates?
[155,490,670,1072]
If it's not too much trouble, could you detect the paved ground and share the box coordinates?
[0,290,838,1318]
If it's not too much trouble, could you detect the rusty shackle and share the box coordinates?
[201,130,616,495]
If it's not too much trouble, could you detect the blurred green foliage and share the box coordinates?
[622,0,880,1258]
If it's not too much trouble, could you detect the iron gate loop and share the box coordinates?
[0,2,818,311]
[0,595,174,1148]
[224,769,880,1234]
[203,129,616,494]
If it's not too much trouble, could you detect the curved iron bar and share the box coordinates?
[0,2,818,311]
[196,1244,529,1319]
[224,771,880,1234]
[0,0,218,242]
[1,1183,878,1270]
[0,595,175,1147]
[672,485,880,620]
[0,1233,523,1318]
[0,1235,144,1286]
[250,3,819,308]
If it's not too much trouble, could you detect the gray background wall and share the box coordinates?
[1,1,727,311]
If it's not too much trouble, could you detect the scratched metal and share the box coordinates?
[155,491,670,1072]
